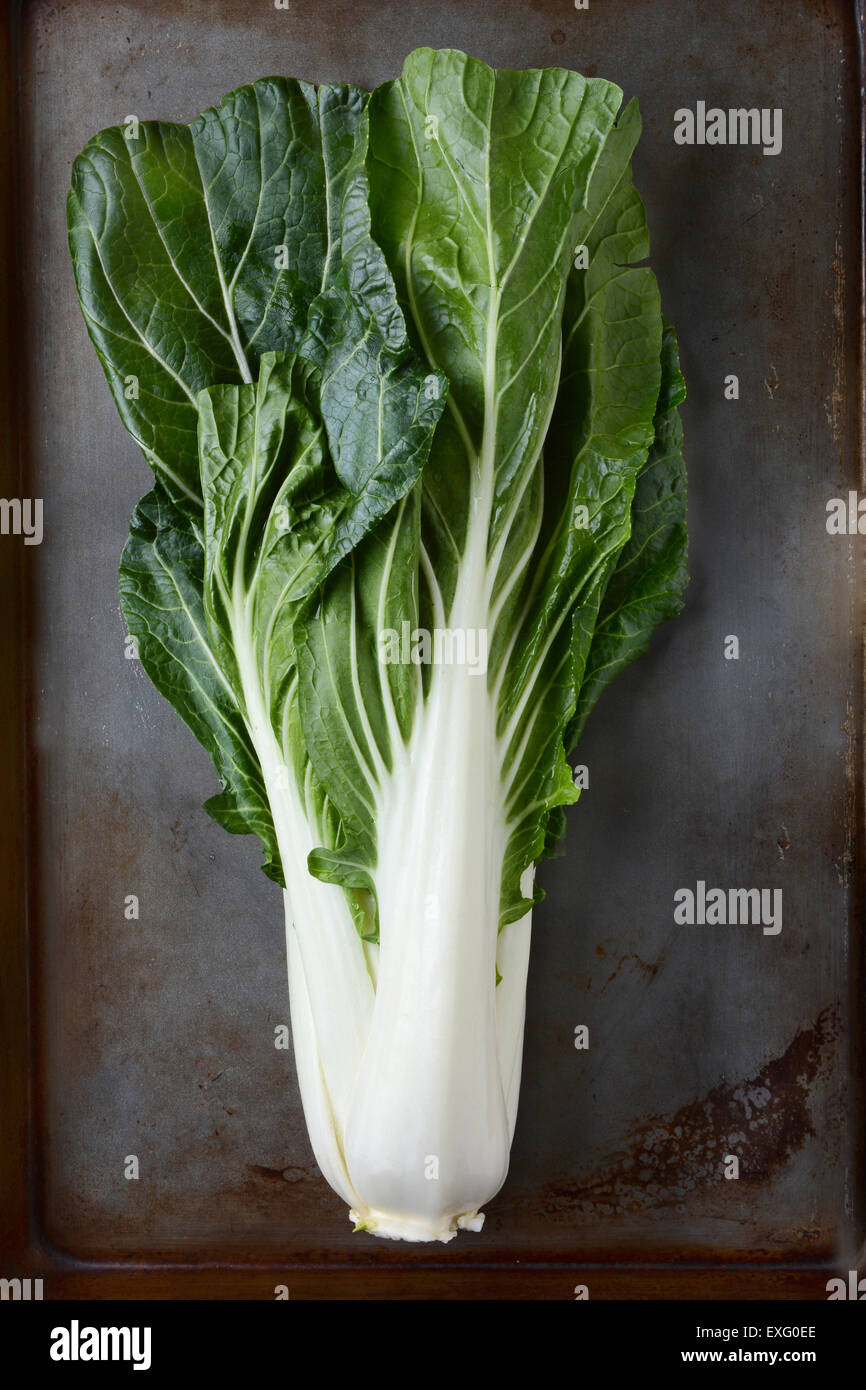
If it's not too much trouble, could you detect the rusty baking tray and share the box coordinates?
[1,0,863,1299]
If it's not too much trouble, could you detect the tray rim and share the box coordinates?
[2,0,864,1300]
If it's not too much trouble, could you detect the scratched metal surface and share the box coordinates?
[19,0,863,1279]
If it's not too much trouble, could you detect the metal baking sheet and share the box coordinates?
[1,0,862,1298]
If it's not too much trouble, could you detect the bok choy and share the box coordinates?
[68,48,687,1242]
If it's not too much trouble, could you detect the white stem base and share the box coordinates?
[349,1207,485,1244]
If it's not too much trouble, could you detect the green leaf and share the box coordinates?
[82,79,445,885]
[297,494,422,920]
[296,50,625,876]
[299,58,676,931]
[569,318,688,745]
[119,483,284,882]
[68,78,370,510]
[197,347,440,902]
[494,95,668,920]
[367,48,625,614]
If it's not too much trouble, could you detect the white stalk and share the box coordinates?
[342,656,511,1239]
[231,615,375,1175]
[280,642,533,1241]
[229,522,534,1241]
[496,876,534,1143]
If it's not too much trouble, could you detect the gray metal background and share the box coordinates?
[20,0,863,1272]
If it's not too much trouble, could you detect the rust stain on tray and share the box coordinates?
[537,1009,838,1219]
[590,939,665,994]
